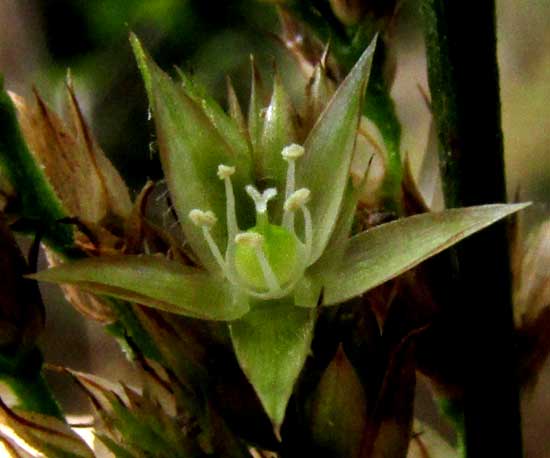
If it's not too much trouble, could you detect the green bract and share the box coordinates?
[31,34,529,430]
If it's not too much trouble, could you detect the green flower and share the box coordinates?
[32,34,527,430]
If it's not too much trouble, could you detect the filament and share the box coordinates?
[254,245,281,293]
[302,205,313,262]
[218,164,239,240]
[281,144,304,229]
[202,226,227,274]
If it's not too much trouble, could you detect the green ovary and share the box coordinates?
[234,223,300,290]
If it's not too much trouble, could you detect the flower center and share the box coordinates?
[188,144,312,299]
[234,223,299,292]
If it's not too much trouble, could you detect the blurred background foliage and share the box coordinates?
[0,0,549,456]
[1,0,283,189]
[2,0,549,199]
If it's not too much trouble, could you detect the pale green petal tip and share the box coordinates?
[230,303,315,433]
[321,202,531,306]
[298,35,377,264]
[504,201,531,212]
[129,33,153,101]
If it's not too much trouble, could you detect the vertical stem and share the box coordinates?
[421,1,523,457]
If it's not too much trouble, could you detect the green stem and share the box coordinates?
[421,1,523,457]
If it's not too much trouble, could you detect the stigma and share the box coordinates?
[189,143,312,299]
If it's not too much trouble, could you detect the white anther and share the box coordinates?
[235,232,264,248]
[189,209,217,228]
[245,185,277,214]
[217,164,236,180]
[281,144,305,161]
[284,188,311,212]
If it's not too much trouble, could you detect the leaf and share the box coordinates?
[322,203,529,305]
[309,345,367,458]
[229,300,316,431]
[31,255,249,320]
[0,78,72,251]
[0,397,94,458]
[297,37,376,264]
[259,72,298,190]
[131,35,254,272]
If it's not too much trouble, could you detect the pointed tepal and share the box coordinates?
[321,203,530,305]
[31,255,249,320]
[296,36,377,265]
[130,34,254,274]
[229,300,316,434]
[259,71,298,191]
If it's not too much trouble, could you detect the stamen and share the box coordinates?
[217,164,239,239]
[245,185,277,214]
[281,144,305,229]
[302,205,313,261]
[284,188,311,212]
[281,143,305,161]
[189,209,227,274]
[283,188,313,261]
[235,232,281,293]
[217,164,235,179]
[189,209,217,228]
